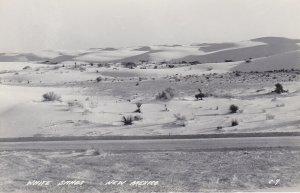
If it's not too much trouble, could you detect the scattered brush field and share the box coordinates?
[0,60,300,137]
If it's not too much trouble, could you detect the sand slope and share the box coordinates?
[233,50,300,72]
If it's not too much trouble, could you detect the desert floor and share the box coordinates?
[0,61,300,137]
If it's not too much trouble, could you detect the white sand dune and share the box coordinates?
[31,50,62,59]
[74,49,147,62]
[173,37,300,63]
[1,37,298,64]
[232,50,300,72]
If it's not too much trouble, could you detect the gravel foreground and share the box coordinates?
[0,148,300,192]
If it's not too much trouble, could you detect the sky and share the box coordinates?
[0,0,299,52]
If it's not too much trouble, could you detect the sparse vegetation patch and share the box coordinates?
[134,102,142,113]
[229,104,239,113]
[272,83,288,94]
[121,116,134,125]
[42,92,61,102]
[174,113,187,127]
[231,119,239,127]
[156,87,175,101]
[195,89,205,100]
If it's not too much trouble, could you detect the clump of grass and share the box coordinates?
[156,87,175,101]
[121,116,134,125]
[174,113,187,127]
[266,113,275,120]
[42,92,61,102]
[229,104,239,113]
[231,119,239,127]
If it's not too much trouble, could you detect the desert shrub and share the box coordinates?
[133,115,143,121]
[276,103,285,107]
[79,67,86,71]
[67,100,83,108]
[271,97,277,102]
[136,102,142,108]
[122,62,136,69]
[235,71,241,77]
[82,109,92,115]
[96,76,102,82]
[134,102,142,113]
[245,58,252,63]
[211,92,233,99]
[237,109,244,113]
[273,83,288,94]
[217,126,223,130]
[162,104,169,112]
[266,114,275,120]
[85,149,100,156]
[207,67,213,71]
[42,92,61,102]
[23,66,31,70]
[195,89,205,100]
[52,66,60,70]
[231,119,238,126]
[156,87,175,101]
[229,104,239,113]
[189,61,200,65]
[174,113,187,127]
[121,116,133,125]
